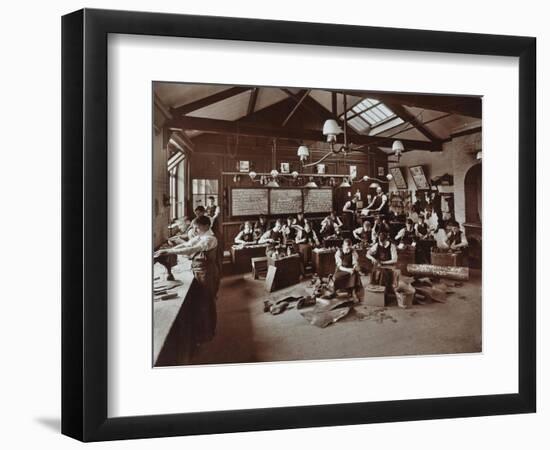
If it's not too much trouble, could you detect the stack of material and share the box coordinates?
[407,264,469,281]
[299,298,355,328]
[153,279,183,301]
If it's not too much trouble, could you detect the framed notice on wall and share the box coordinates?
[390,167,408,189]
[230,188,269,216]
[270,189,303,214]
[409,165,430,190]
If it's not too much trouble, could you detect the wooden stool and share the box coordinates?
[251,256,268,279]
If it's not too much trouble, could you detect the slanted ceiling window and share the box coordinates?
[341,98,404,135]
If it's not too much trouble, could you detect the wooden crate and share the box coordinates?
[397,246,416,275]
[430,250,463,267]
[251,256,268,279]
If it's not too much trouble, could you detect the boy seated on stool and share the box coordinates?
[367,231,398,290]
[259,219,284,244]
[442,220,468,251]
[234,221,256,245]
[295,222,320,269]
[395,218,417,249]
[320,210,343,238]
[333,238,362,303]
[353,221,374,246]
[371,215,390,242]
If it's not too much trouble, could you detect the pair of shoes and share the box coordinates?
[296,296,316,309]
[270,301,289,315]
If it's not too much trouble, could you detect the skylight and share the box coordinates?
[341,98,403,134]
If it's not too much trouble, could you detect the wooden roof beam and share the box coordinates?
[170,86,251,116]
[386,102,443,143]
[336,91,482,119]
[167,116,441,151]
[247,87,259,116]
[282,89,311,126]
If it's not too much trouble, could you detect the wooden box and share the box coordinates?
[312,249,336,277]
[397,246,416,275]
[430,250,463,267]
[265,254,302,291]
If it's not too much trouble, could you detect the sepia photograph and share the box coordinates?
[152,83,482,367]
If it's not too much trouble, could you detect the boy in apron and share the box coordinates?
[333,238,362,302]
[154,215,220,344]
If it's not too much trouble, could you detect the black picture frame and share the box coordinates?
[62,8,536,442]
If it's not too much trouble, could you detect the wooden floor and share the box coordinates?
[186,270,482,366]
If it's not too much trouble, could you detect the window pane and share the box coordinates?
[192,195,205,210]
[205,179,218,194]
[378,104,393,116]
[370,107,387,120]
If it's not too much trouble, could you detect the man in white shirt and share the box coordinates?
[188,205,212,239]
[423,205,439,234]
[154,215,220,343]
[362,187,388,216]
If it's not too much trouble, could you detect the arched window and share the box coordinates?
[464,163,482,224]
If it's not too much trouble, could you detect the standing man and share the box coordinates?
[188,205,211,239]
[414,214,432,263]
[364,186,388,217]
[423,204,439,235]
[154,215,220,344]
[206,196,221,233]
[342,195,357,231]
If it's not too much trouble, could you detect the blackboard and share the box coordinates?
[231,188,269,216]
[270,189,303,215]
[304,189,333,213]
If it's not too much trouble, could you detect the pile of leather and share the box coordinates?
[262,276,356,328]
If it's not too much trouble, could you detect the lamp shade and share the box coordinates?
[323,119,342,136]
[297,145,310,158]
[339,178,351,188]
[386,173,393,181]
[249,171,257,180]
[270,169,279,178]
[304,177,318,188]
[392,140,405,153]
[266,180,280,188]
[362,175,370,182]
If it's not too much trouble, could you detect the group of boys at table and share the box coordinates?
[232,193,469,300]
